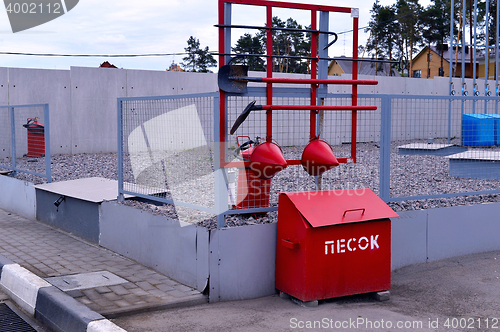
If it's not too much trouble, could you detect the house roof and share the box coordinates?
[414,45,478,64]
[330,56,400,76]
[99,61,118,68]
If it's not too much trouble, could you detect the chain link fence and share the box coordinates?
[118,93,218,224]
[381,95,500,202]
[118,92,500,224]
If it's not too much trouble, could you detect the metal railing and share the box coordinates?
[0,104,51,182]
[117,91,500,226]
[380,94,500,202]
[117,92,219,225]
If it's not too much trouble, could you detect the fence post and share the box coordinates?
[10,107,17,176]
[117,99,124,202]
[44,104,51,183]
[379,96,391,202]
[213,95,227,228]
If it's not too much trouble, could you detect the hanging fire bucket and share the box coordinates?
[301,139,339,176]
[249,141,287,180]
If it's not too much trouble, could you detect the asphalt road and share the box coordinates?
[112,250,500,332]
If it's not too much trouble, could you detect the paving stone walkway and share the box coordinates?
[0,209,206,318]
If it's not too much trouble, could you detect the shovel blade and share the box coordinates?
[218,65,249,94]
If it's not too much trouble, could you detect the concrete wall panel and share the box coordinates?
[211,223,277,302]
[8,68,72,155]
[0,176,36,220]
[391,210,427,270]
[1,65,499,154]
[0,68,8,158]
[99,202,208,291]
[70,67,127,154]
[427,203,500,262]
[35,190,100,243]
[173,71,217,95]
[126,69,176,97]
[0,67,7,105]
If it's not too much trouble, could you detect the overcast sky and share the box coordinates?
[0,0,430,71]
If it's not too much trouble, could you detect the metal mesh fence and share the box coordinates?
[388,96,500,200]
[0,104,50,182]
[118,92,500,220]
[225,93,317,209]
[224,93,379,210]
[118,94,217,223]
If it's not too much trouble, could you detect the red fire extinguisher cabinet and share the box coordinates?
[23,118,45,158]
[235,143,271,209]
[275,189,399,302]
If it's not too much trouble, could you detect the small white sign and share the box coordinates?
[325,235,379,255]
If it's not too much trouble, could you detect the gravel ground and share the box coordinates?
[2,140,500,229]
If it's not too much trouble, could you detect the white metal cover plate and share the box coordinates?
[35,177,131,203]
[398,143,454,150]
[446,151,500,161]
[45,271,128,291]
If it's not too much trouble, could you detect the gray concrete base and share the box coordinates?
[99,202,209,294]
[373,290,390,302]
[398,143,467,156]
[447,151,500,180]
[34,178,127,243]
[100,201,500,302]
[36,191,100,243]
[0,175,36,220]
[16,176,500,302]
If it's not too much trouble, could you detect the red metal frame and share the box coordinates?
[218,0,377,168]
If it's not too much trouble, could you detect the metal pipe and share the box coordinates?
[214,52,403,64]
[449,0,454,88]
[9,107,16,177]
[253,104,378,111]
[497,0,500,99]
[218,0,351,12]
[473,0,478,95]
[352,13,359,163]
[448,0,455,143]
[117,99,124,201]
[461,0,466,118]
[214,24,339,36]
[461,0,466,87]
[310,9,318,141]
[484,0,490,119]
[265,4,273,143]
[485,0,489,93]
[227,77,378,85]
[44,103,51,183]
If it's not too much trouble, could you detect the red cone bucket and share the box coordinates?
[250,142,287,180]
[301,139,339,176]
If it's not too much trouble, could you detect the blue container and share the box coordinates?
[461,114,495,146]
[486,114,500,145]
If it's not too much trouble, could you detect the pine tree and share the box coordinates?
[182,36,217,73]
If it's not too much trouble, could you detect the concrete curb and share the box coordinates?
[0,255,126,332]
[0,255,14,273]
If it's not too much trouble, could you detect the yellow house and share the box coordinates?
[412,45,477,78]
[328,56,399,76]
[477,54,500,79]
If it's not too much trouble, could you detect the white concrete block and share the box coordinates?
[0,176,36,220]
[0,264,51,315]
[87,319,127,332]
